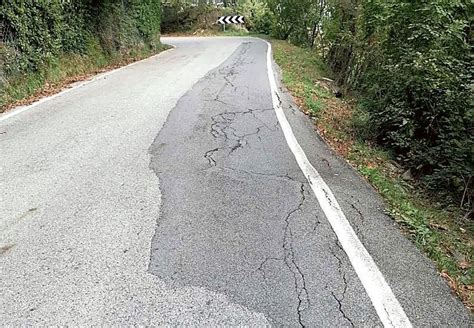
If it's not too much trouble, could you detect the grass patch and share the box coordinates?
[219,29,251,37]
[272,40,331,118]
[1,39,169,112]
[272,39,474,310]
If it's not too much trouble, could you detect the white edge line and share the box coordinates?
[263,39,412,328]
[0,45,176,123]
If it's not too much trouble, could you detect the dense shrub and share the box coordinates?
[236,0,272,33]
[263,0,472,204]
[266,0,324,47]
[161,2,224,33]
[0,0,161,105]
[324,0,473,204]
[161,2,198,33]
[1,1,77,73]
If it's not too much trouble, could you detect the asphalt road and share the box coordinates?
[0,37,471,326]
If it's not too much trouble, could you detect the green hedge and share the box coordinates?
[0,0,161,106]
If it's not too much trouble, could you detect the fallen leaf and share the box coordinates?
[429,223,449,231]
[458,261,471,270]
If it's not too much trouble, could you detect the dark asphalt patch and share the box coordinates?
[148,41,379,326]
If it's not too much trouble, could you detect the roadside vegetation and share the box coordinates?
[0,0,163,112]
[272,39,473,310]
[164,0,473,308]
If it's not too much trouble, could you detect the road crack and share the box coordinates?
[204,148,219,167]
[282,184,310,327]
[252,184,311,327]
[205,42,278,165]
[349,201,364,223]
[206,107,277,165]
[257,257,283,281]
[222,166,305,184]
[329,241,355,327]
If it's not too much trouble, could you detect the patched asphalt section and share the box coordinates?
[149,40,380,326]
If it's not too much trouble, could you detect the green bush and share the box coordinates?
[0,0,161,108]
[267,0,325,46]
[236,0,272,33]
[254,11,273,34]
[161,2,224,33]
[1,1,70,72]
[0,0,161,70]
[267,0,472,204]
[324,0,473,204]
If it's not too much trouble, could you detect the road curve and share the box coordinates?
[0,37,471,326]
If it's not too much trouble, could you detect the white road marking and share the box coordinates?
[264,40,412,328]
[0,46,175,123]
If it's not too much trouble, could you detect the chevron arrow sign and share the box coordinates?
[217,16,245,25]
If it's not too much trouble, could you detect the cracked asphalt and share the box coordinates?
[1,37,472,326]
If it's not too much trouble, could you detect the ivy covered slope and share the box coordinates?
[0,0,162,111]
